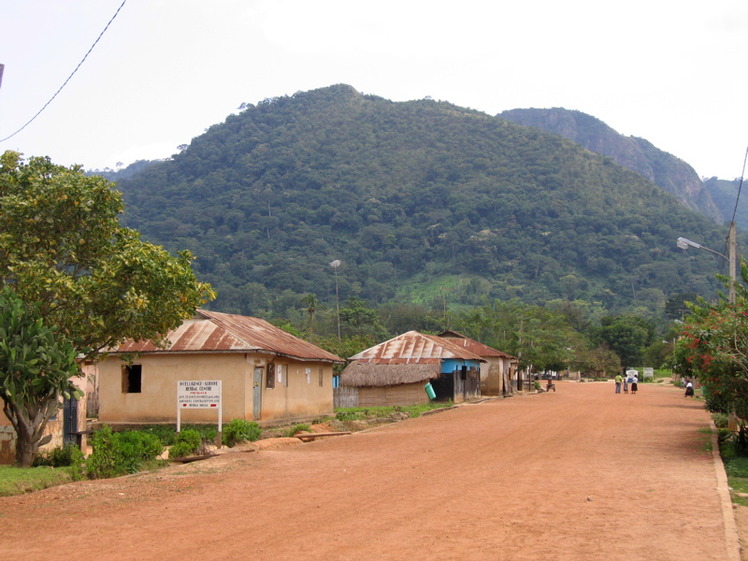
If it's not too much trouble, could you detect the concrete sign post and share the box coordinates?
[176,381,222,441]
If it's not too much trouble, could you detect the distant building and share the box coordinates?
[339,331,484,407]
[437,330,518,395]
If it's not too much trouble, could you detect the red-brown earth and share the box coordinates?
[0,381,740,561]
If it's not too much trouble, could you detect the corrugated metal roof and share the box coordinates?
[437,330,516,359]
[349,330,485,364]
[114,309,344,363]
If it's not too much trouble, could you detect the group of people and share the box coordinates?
[614,373,639,394]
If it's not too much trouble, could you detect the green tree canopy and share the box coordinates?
[0,287,80,466]
[0,152,215,466]
[596,315,655,368]
[0,151,215,358]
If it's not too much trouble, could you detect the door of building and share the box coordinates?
[63,397,78,446]
[253,367,263,420]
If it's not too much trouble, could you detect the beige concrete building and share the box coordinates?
[97,310,343,427]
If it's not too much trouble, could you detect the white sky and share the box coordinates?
[1,0,747,178]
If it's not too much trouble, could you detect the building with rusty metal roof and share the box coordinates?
[437,330,518,396]
[97,310,344,427]
[338,331,484,407]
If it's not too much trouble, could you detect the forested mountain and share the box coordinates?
[112,84,731,321]
[500,108,724,223]
[703,177,748,232]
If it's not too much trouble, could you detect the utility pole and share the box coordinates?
[729,221,737,305]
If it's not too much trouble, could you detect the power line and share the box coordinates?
[731,145,748,226]
[0,0,127,144]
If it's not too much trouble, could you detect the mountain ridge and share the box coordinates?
[499,107,724,223]
[109,85,731,320]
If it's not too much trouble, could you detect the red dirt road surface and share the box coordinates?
[0,381,738,561]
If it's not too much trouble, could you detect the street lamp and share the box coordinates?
[676,222,737,304]
[330,260,341,340]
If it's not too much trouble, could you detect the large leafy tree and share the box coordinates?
[0,152,214,357]
[453,299,581,372]
[0,287,80,466]
[0,152,214,464]
[595,315,655,368]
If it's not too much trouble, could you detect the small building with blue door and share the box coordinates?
[339,331,484,407]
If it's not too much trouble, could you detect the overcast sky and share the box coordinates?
[1,0,746,179]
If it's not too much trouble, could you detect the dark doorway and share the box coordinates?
[63,397,78,446]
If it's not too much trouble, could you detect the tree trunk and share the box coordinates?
[3,399,54,467]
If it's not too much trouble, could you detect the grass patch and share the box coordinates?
[0,465,73,496]
[719,433,748,507]
[335,401,453,421]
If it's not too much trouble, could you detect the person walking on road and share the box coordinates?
[623,375,629,394]
[685,380,694,397]
[631,373,639,394]
[615,374,622,394]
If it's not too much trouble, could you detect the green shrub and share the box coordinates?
[83,425,164,479]
[114,431,164,472]
[33,444,80,467]
[139,424,217,446]
[85,425,118,479]
[336,410,357,421]
[169,429,204,459]
[712,413,729,429]
[222,419,261,447]
[286,424,310,437]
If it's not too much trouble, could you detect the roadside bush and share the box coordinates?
[712,413,729,429]
[222,419,261,447]
[83,425,164,479]
[115,431,164,472]
[285,424,311,437]
[169,429,204,459]
[33,444,80,467]
[140,424,217,446]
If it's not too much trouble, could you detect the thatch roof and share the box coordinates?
[339,362,440,387]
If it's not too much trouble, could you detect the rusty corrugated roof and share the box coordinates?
[437,330,516,359]
[349,330,485,365]
[113,309,344,363]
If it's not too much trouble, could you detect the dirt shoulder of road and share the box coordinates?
[0,382,741,561]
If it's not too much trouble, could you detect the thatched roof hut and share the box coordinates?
[338,331,484,406]
[340,362,439,387]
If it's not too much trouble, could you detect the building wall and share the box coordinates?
[480,358,503,395]
[357,383,431,407]
[98,353,334,426]
[260,360,334,422]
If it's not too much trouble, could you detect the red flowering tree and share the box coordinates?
[672,264,748,425]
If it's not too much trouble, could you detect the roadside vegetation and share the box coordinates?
[713,413,748,507]
[0,405,452,496]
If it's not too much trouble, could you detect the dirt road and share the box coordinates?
[0,381,738,561]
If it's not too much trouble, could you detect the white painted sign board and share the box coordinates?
[176,380,222,433]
